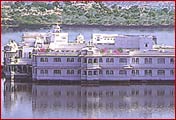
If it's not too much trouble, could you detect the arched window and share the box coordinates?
[88,71,92,75]
[99,58,103,62]
[71,70,74,74]
[94,59,97,63]
[119,70,127,75]
[19,50,22,58]
[29,52,32,59]
[106,58,109,62]
[71,58,74,62]
[145,43,148,47]
[110,58,114,62]
[106,70,109,75]
[136,58,139,63]
[78,58,81,62]
[94,71,98,75]
[88,59,92,63]
[110,70,114,74]
[78,70,81,74]
[144,58,148,64]
[83,58,87,63]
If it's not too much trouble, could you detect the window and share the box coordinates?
[132,70,139,76]
[83,58,87,63]
[136,58,139,64]
[45,70,48,74]
[40,58,45,62]
[145,43,148,47]
[99,70,103,74]
[145,70,152,76]
[106,70,114,75]
[88,71,92,75]
[149,58,152,64]
[67,58,74,62]
[94,59,98,63]
[157,58,165,64]
[132,58,135,63]
[71,58,74,62]
[170,58,174,64]
[71,70,74,74]
[29,52,32,59]
[119,58,127,64]
[110,58,114,63]
[157,70,165,76]
[99,58,103,62]
[119,70,127,75]
[145,58,152,64]
[88,59,92,63]
[170,70,174,76]
[67,70,74,74]
[106,58,109,62]
[35,69,37,74]
[94,71,98,75]
[53,58,61,62]
[106,70,109,74]
[106,58,114,63]
[45,58,48,62]
[40,58,48,62]
[40,70,44,74]
[19,50,22,58]
[53,70,61,74]
[144,58,148,64]
[110,70,114,75]
[78,58,81,62]
[83,71,87,75]
[40,69,48,74]
[132,58,139,64]
[97,37,100,41]
[78,70,81,74]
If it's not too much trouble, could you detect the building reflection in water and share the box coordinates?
[4,82,174,118]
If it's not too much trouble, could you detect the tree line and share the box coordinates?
[2,2,174,27]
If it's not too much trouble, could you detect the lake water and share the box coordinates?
[2,25,174,46]
[2,79,174,119]
[1,25,174,118]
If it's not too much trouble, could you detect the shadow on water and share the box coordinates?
[2,79,174,119]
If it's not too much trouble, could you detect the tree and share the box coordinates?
[14,2,25,8]
[47,3,54,10]
[53,2,60,7]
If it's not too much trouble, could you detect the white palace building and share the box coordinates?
[3,25,175,82]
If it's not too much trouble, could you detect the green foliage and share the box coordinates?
[61,3,174,26]
[1,2,174,27]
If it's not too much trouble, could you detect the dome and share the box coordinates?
[52,24,61,33]
[77,34,84,39]
[76,33,85,44]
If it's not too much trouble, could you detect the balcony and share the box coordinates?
[123,65,133,69]
[81,63,101,69]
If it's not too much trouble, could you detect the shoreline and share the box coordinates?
[2,24,174,33]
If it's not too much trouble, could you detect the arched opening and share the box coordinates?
[19,50,22,58]
[29,52,32,59]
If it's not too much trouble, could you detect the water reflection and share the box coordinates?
[3,81,174,118]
